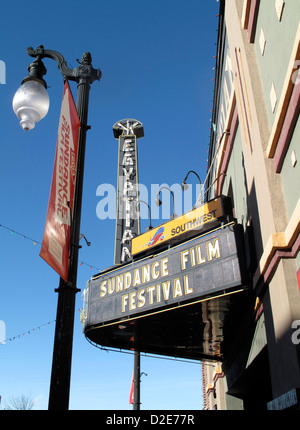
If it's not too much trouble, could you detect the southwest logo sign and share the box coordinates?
[131,197,225,256]
[148,227,165,246]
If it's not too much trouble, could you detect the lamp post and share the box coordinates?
[13,45,101,410]
[181,170,202,208]
[155,186,177,219]
[136,199,153,231]
[181,170,201,192]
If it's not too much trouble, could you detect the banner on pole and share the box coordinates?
[40,80,80,281]
[129,372,134,405]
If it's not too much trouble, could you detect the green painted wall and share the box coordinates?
[221,124,247,225]
[280,115,300,219]
[254,0,300,128]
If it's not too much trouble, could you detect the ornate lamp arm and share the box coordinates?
[26,45,102,84]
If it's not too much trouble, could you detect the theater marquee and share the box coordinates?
[84,223,247,347]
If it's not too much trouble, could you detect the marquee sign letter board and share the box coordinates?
[85,224,247,330]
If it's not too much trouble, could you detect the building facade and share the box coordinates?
[203,0,300,410]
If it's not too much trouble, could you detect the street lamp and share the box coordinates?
[13,54,49,130]
[181,170,202,208]
[155,186,177,219]
[13,45,101,410]
[136,199,153,231]
[181,170,201,192]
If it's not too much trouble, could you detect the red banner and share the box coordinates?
[40,81,80,281]
[129,371,134,405]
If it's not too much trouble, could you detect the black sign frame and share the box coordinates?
[84,223,248,359]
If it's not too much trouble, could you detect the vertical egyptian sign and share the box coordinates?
[113,119,144,265]
[40,80,80,281]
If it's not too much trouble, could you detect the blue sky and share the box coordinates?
[0,0,220,410]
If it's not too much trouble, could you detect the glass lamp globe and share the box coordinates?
[13,80,50,131]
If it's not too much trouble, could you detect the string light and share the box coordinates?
[1,319,201,367]
[0,223,100,271]
[0,320,56,345]
[1,307,85,346]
